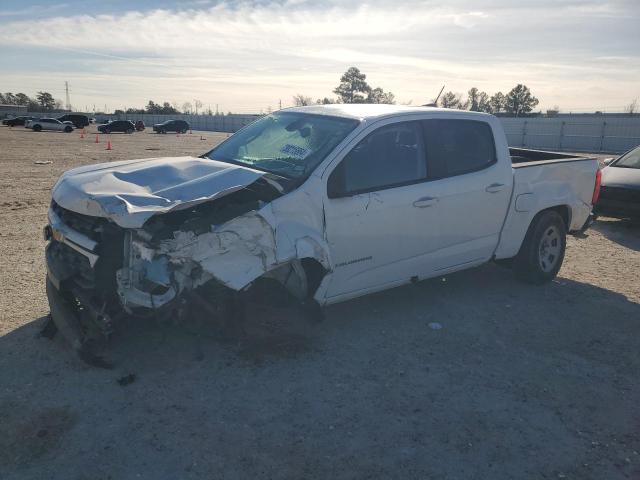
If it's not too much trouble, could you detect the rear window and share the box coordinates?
[422,119,497,178]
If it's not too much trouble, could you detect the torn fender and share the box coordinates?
[157,203,332,293]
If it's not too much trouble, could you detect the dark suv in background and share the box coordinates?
[98,120,136,134]
[2,116,35,127]
[57,114,90,129]
[153,119,190,134]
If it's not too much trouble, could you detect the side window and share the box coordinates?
[339,122,426,194]
[422,120,497,178]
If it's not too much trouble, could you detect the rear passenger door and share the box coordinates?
[420,119,513,271]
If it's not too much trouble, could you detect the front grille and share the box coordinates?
[599,186,640,204]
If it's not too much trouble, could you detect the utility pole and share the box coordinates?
[65,81,71,111]
[278,99,282,110]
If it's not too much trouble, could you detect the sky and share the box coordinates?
[0,0,638,113]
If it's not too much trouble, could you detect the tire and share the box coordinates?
[104,128,111,134]
[514,210,566,285]
[33,124,42,132]
[64,126,73,133]
[126,128,133,134]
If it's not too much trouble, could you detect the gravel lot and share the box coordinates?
[0,125,639,480]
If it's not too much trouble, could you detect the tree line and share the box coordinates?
[0,91,63,112]
[293,66,542,117]
[116,99,208,115]
[438,84,539,116]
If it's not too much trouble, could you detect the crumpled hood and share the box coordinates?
[52,156,267,228]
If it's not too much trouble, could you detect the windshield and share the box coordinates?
[205,112,359,178]
[615,147,640,169]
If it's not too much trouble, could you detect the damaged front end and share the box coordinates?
[43,168,327,364]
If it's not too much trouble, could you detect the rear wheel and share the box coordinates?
[33,124,42,132]
[514,210,566,284]
[126,128,133,134]
[64,126,73,133]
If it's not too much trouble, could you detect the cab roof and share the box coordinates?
[282,103,492,121]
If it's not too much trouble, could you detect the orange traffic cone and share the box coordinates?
[106,140,112,151]
[82,128,86,135]
[95,134,100,143]
[80,132,84,139]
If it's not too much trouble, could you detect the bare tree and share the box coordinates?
[182,102,193,114]
[292,94,314,106]
[194,99,203,115]
[624,98,638,115]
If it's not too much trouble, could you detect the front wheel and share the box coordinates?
[514,210,566,285]
[33,124,42,132]
[126,128,133,134]
[64,126,73,133]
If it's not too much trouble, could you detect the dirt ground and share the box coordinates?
[0,125,639,480]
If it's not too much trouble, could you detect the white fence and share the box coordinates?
[500,115,640,154]
[112,113,262,133]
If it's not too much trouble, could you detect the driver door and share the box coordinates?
[323,121,440,300]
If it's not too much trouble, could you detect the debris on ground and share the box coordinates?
[34,160,53,165]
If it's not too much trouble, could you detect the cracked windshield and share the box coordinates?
[207,111,359,178]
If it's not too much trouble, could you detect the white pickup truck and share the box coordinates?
[43,105,600,361]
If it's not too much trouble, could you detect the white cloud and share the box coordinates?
[0,0,638,112]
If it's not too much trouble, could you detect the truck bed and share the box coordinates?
[510,147,595,167]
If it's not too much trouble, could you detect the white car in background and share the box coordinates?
[27,118,74,133]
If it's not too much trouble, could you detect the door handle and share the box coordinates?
[485,183,505,193]
[413,196,438,208]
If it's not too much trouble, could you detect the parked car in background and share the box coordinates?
[57,114,90,129]
[29,118,74,132]
[97,120,135,134]
[2,116,34,127]
[135,120,145,131]
[594,145,640,220]
[153,119,189,134]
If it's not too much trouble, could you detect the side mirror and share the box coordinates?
[327,164,347,199]
[603,157,615,166]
